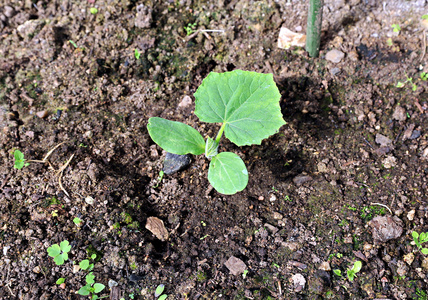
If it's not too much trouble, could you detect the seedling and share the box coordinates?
[90,7,98,14]
[13,150,29,169]
[56,278,65,285]
[80,254,97,271]
[155,284,168,300]
[47,240,71,265]
[147,70,286,195]
[134,49,141,60]
[73,217,82,226]
[412,231,428,255]
[78,272,105,299]
[421,72,428,81]
[184,22,197,35]
[333,269,342,277]
[392,24,401,33]
[69,40,78,48]
[153,170,164,188]
[346,261,362,281]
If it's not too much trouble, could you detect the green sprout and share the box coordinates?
[69,40,78,48]
[73,217,82,226]
[184,22,197,35]
[78,272,105,299]
[135,49,141,60]
[147,70,286,195]
[79,254,97,271]
[90,7,98,14]
[346,261,362,281]
[412,231,428,255]
[392,24,401,33]
[47,240,71,265]
[333,269,342,277]
[420,72,428,81]
[153,170,164,188]
[155,284,168,300]
[13,150,29,169]
[56,278,65,285]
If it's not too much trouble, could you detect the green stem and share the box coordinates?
[215,123,226,144]
[306,0,324,58]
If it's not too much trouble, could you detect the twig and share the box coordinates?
[370,202,392,215]
[420,30,426,62]
[57,154,75,197]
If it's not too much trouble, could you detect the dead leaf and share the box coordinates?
[145,217,169,241]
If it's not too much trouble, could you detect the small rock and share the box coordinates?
[289,261,308,269]
[368,215,403,243]
[273,212,283,219]
[269,194,277,202]
[422,257,428,270]
[330,67,341,76]
[178,95,192,108]
[17,19,45,39]
[407,209,415,221]
[382,155,396,169]
[163,152,192,175]
[410,130,421,140]
[325,49,345,63]
[392,106,406,122]
[59,283,66,289]
[33,266,41,273]
[36,110,49,119]
[258,196,264,201]
[396,260,408,277]
[135,4,152,28]
[4,6,16,18]
[149,145,159,158]
[375,146,392,155]
[403,253,414,265]
[317,162,328,173]
[224,256,247,276]
[318,261,331,271]
[145,217,169,241]
[402,124,415,141]
[375,133,392,147]
[348,50,359,61]
[423,147,428,157]
[264,223,278,234]
[293,175,312,186]
[108,280,118,288]
[73,265,80,273]
[290,273,306,292]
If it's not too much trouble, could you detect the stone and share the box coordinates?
[163,152,192,175]
[293,175,312,186]
[368,215,403,243]
[375,133,392,147]
[382,155,396,169]
[224,256,246,276]
[145,217,169,241]
[36,110,49,119]
[318,261,331,271]
[17,19,45,39]
[135,4,152,28]
[392,106,406,122]
[407,209,415,221]
[178,95,192,108]
[325,49,345,63]
[290,273,306,292]
[330,67,341,76]
[403,253,414,265]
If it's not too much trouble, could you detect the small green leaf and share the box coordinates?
[208,152,248,195]
[333,269,342,276]
[54,255,65,265]
[155,284,165,297]
[80,260,90,270]
[47,244,61,258]
[194,70,286,146]
[69,40,78,48]
[412,84,417,91]
[412,231,419,240]
[421,248,428,255]
[420,232,428,243]
[93,283,105,293]
[91,254,97,259]
[62,252,68,261]
[14,150,26,169]
[90,7,98,14]
[86,272,95,284]
[60,240,71,252]
[347,270,355,281]
[158,295,168,300]
[205,137,219,158]
[56,278,65,284]
[147,117,205,155]
[78,285,91,296]
[135,49,140,60]
[73,217,82,225]
[422,15,428,20]
[396,81,405,88]
[352,261,362,273]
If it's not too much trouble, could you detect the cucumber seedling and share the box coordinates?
[147,70,286,194]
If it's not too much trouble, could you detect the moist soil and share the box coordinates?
[1,0,428,299]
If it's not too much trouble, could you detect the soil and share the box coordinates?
[1,0,428,299]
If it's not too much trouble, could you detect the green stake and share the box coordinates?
[306,0,324,57]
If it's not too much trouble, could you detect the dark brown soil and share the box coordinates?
[1,0,428,299]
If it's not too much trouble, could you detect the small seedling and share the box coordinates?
[79,254,96,271]
[69,40,78,48]
[242,269,249,279]
[147,70,286,195]
[155,284,168,299]
[153,170,164,188]
[412,231,428,255]
[47,240,71,265]
[333,269,342,277]
[134,49,141,60]
[13,150,29,169]
[421,72,428,81]
[78,272,105,299]
[73,217,82,226]
[392,24,401,33]
[56,278,65,285]
[90,7,98,14]
[184,22,197,35]
[346,261,362,281]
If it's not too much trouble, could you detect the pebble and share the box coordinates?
[407,209,415,221]
[73,265,80,273]
[348,50,359,61]
[392,106,406,122]
[402,124,415,141]
[290,273,306,292]
[375,133,392,147]
[318,261,331,271]
[163,152,192,175]
[108,280,118,288]
[325,49,345,63]
[36,110,49,119]
[264,223,278,234]
[224,256,247,276]
[382,155,396,169]
[269,194,277,202]
[423,147,428,157]
[145,217,169,241]
[422,257,428,270]
[368,215,403,243]
[273,212,283,219]
[317,162,328,173]
[134,4,152,28]
[293,175,312,186]
[178,95,192,108]
[330,67,341,76]
[33,266,41,273]
[403,253,414,265]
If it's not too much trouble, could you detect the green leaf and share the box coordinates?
[208,152,248,195]
[14,150,26,169]
[347,270,355,281]
[396,81,405,88]
[155,284,165,297]
[421,248,428,255]
[135,49,140,60]
[90,7,98,14]
[60,240,71,253]
[80,260,90,270]
[352,261,362,273]
[422,14,428,20]
[91,254,97,259]
[147,117,205,155]
[412,231,419,240]
[205,137,219,158]
[47,244,61,258]
[420,232,428,243]
[86,272,95,284]
[194,70,286,146]
[78,285,91,296]
[54,255,65,265]
[159,295,168,300]
[333,269,342,277]
[61,252,68,261]
[56,278,65,284]
[93,283,105,293]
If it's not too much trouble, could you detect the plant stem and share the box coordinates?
[306,0,324,57]
[215,123,226,144]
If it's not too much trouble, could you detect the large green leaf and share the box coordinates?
[147,117,205,155]
[208,152,248,195]
[194,70,286,146]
